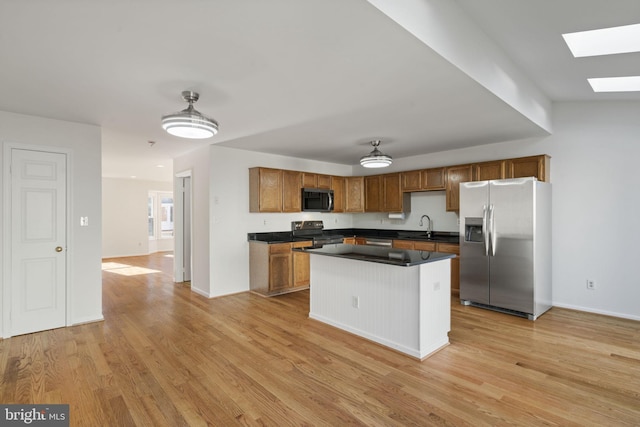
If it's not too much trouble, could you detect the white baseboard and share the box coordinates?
[552,303,640,322]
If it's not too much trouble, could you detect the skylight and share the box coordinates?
[588,76,640,92]
[562,23,640,57]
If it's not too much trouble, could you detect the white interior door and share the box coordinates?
[10,148,67,336]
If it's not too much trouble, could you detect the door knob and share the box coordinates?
[55,246,63,252]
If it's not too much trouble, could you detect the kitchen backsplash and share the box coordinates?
[352,191,459,232]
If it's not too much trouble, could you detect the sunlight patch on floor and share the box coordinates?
[102,262,162,276]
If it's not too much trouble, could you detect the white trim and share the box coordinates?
[552,302,640,322]
[2,142,73,338]
[173,169,192,284]
[71,315,104,326]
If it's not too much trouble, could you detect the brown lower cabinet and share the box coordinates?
[249,241,312,296]
[392,240,460,294]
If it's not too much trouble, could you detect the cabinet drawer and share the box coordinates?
[414,241,437,251]
[292,240,312,249]
[393,240,415,249]
[436,243,459,255]
[269,243,292,254]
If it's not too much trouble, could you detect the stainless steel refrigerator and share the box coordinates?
[459,177,551,320]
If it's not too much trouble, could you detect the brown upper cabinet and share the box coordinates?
[249,155,549,213]
[364,175,383,212]
[345,176,365,212]
[382,173,404,212]
[249,167,282,212]
[422,168,446,190]
[474,160,506,181]
[445,164,473,212]
[364,173,405,212]
[282,170,302,212]
[401,167,446,192]
[302,173,331,189]
[507,155,550,182]
[331,176,345,213]
[401,170,421,192]
[317,174,331,189]
[302,173,316,188]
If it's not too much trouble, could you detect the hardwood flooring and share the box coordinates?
[1,252,639,426]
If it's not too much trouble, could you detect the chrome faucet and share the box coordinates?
[419,214,432,238]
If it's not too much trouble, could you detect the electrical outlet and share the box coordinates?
[433,281,440,291]
[352,296,359,308]
[586,279,596,290]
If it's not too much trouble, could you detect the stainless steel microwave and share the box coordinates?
[301,188,334,212]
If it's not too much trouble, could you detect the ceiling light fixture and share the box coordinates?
[161,91,218,139]
[360,140,392,168]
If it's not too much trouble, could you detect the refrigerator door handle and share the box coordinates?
[482,204,489,256]
[489,204,496,256]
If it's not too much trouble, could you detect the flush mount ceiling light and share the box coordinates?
[360,140,392,168]
[562,23,640,57]
[161,91,218,139]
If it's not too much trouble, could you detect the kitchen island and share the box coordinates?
[302,244,454,360]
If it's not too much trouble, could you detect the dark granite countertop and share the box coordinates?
[297,244,455,267]
[248,228,459,244]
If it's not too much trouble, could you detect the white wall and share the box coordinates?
[173,145,211,297]
[0,110,103,333]
[177,101,640,321]
[102,177,173,258]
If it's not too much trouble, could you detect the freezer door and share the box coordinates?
[489,178,535,313]
[459,181,490,304]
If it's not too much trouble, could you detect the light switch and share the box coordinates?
[80,216,89,227]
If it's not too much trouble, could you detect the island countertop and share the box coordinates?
[298,244,455,267]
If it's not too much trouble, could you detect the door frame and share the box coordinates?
[2,142,74,338]
[173,169,193,284]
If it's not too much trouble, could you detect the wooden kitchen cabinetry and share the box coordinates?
[345,176,365,212]
[249,167,282,212]
[331,176,345,212]
[507,155,550,182]
[249,154,549,213]
[249,241,312,297]
[401,167,446,192]
[392,240,437,251]
[292,241,311,287]
[401,170,422,192]
[365,173,405,212]
[282,170,302,212]
[422,168,446,190]
[474,160,506,181]
[364,175,382,212]
[436,243,460,295]
[382,173,404,212]
[302,173,332,189]
[445,164,473,212]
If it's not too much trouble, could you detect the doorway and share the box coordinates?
[174,172,192,283]
[4,148,68,336]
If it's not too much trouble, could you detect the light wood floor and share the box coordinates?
[1,252,639,426]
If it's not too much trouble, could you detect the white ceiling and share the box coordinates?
[1,0,639,182]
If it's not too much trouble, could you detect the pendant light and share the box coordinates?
[360,140,392,168]
[161,91,219,139]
